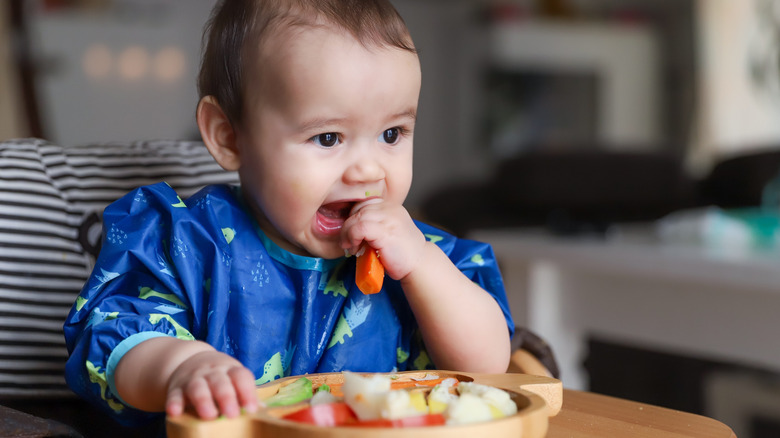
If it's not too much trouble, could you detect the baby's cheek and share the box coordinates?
[285,179,315,209]
[288,179,305,197]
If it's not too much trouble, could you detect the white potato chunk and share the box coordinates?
[445,393,494,425]
[341,372,391,420]
[310,389,339,406]
[457,382,517,417]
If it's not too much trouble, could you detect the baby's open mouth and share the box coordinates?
[316,201,356,234]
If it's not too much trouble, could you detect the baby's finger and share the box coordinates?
[166,386,185,417]
[349,197,383,216]
[185,376,219,420]
[341,209,382,254]
[206,372,241,418]
[229,366,260,413]
[341,226,366,255]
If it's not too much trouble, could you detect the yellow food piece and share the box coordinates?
[427,379,458,414]
[429,399,448,414]
[409,390,428,413]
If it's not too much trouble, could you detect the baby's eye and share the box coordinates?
[379,128,401,145]
[311,133,340,147]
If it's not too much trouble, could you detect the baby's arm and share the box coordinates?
[342,201,511,373]
[399,241,511,373]
[113,337,258,419]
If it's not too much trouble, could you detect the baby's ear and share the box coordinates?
[197,96,241,171]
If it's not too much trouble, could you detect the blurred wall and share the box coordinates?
[0,4,28,139]
[7,0,780,210]
[689,0,780,173]
[392,0,693,207]
[27,0,215,146]
[391,0,491,207]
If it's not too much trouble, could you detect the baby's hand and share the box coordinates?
[165,350,258,420]
[341,199,426,281]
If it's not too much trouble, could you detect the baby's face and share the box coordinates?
[235,25,421,259]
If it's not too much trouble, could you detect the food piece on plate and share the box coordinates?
[427,378,458,414]
[282,402,357,426]
[277,373,519,428]
[392,374,452,389]
[356,248,384,294]
[310,389,339,405]
[408,389,428,413]
[311,383,338,405]
[380,388,426,419]
[456,382,518,417]
[342,372,391,420]
[348,413,446,428]
[445,393,494,425]
[342,372,430,420]
[265,377,314,407]
[282,401,444,428]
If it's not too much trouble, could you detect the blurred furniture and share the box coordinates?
[471,227,780,394]
[699,149,780,208]
[509,327,559,378]
[427,147,780,436]
[0,404,81,438]
[0,138,239,437]
[422,150,700,237]
[421,148,780,238]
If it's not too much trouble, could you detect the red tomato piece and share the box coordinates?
[282,402,358,426]
[347,414,446,428]
[283,402,446,428]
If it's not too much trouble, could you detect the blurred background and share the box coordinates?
[2,0,780,436]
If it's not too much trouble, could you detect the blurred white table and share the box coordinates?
[471,227,780,390]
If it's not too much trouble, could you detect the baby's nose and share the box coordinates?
[343,151,384,184]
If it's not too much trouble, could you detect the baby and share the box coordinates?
[64,0,513,428]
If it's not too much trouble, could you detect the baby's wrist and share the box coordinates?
[398,240,437,284]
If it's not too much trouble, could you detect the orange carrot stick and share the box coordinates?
[390,377,452,390]
[356,248,384,294]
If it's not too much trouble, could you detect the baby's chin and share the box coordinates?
[288,230,345,259]
[305,241,348,260]
[321,248,349,260]
[260,227,342,259]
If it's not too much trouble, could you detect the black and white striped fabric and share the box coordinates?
[0,138,238,399]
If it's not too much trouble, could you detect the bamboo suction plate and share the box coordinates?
[166,371,562,438]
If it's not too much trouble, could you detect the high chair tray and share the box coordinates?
[166,370,562,438]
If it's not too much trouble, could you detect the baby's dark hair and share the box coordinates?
[198,0,416,127]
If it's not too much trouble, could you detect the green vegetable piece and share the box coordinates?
[317,384,331,393]
[265,377,314,407]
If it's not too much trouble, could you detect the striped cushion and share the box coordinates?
[0,138,238,398]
